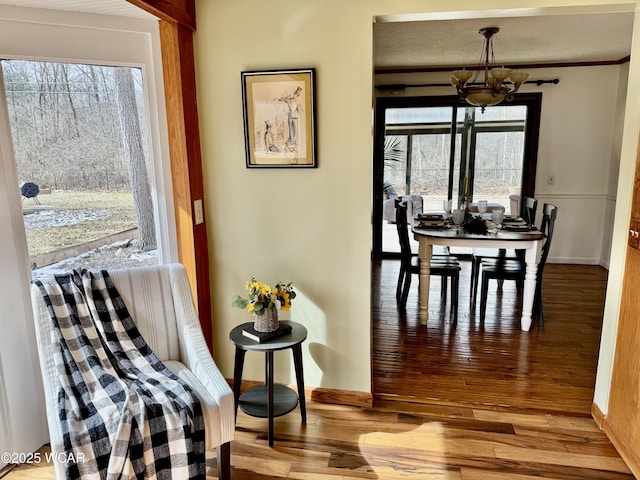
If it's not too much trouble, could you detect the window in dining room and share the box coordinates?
[373,94,541,256]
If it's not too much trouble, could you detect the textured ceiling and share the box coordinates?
[0,3,634,69]
[375,12,634,69]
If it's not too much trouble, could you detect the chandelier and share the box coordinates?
[451,27,529,112]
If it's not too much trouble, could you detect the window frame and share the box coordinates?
[372,93,542,258]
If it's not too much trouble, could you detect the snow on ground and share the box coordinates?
[24,202,158,280]
[32,239,158,280]
[23,208,110,228]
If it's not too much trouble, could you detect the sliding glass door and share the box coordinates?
[372,95,541,256]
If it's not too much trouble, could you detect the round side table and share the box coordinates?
[229,320,307,446]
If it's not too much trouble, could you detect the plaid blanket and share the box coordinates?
[35,269,206,480]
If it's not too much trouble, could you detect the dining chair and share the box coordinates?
[521,196,539,226]
[395,200,461,316]
[478,203,557,326]
[470,196,538,307]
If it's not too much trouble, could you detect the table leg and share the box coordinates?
[418,240,433,325]
[266,351,274,447]
[292,344,306,424]
[232,347,246,421]
[521,242,541,331]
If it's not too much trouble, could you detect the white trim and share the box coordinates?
[0,355,13,469]
[0,59,47,456]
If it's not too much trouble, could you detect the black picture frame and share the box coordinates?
[241,68,317,168]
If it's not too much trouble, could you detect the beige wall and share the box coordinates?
[195,0,374,391]
[195,0,639,410]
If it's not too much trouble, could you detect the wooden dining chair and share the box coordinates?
[521,196,539,226]
[395,200,461,316]
[478,203,557,326]
[470,196,538,307]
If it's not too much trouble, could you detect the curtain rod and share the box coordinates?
[376,78,559,92]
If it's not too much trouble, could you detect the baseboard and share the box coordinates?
[591,402,606,429]
[599,409,640,478]
[310,387,373,408]
[548,257,602,265]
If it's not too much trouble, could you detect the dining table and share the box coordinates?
[412,218,546,331]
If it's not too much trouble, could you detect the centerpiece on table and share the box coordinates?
[457,174,489,235]
[232,278,296,333]
[462,214,489,235]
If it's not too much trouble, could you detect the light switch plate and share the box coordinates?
[194,199,203,225]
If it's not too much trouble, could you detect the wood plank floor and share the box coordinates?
[4,400,633,479]
[4,259,629,479]
[373,258,608,416]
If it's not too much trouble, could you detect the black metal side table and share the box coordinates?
[229,320,307,446]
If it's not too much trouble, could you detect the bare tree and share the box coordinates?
[3,60,134,190]
[60,64,80,138]
[114,66,156,250]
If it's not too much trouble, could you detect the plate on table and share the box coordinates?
[415,221,448,230]
[502,216,523,223]
[502,224,532,231]
[416,213,443,221]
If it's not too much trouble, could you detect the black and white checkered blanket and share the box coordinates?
[35,269,206,479]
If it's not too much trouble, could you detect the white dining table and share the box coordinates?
[412,225,546,331]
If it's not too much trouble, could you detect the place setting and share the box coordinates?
[501,214,535,231]
[413,212,449,230]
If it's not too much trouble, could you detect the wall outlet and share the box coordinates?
[547,175,555,185]
[194,199,204,225]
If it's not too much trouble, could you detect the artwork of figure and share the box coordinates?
[277,86,303,151]
[264,120,280,153]
[243,69,315,167]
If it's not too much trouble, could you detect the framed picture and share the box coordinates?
[241,68,317,168]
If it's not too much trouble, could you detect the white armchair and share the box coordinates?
[30,263,234,479]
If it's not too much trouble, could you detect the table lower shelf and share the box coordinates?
[239,384,299,418]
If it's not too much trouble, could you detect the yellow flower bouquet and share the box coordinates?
[232,278,296,316]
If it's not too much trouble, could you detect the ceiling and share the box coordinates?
[0,2,634,69]
[374,12,634,70]
[0,0,152,19]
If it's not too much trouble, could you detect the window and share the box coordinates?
[373,94,541,256]
[2,59,159,276]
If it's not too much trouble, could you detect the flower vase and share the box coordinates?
[253,306,279,333]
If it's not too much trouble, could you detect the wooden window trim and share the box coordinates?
[127,0,212,350]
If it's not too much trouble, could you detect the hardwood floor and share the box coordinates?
[373,258,608,416]
[4,399,633,479]
[4,259,629,479]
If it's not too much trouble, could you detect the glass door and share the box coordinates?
[373,95,540,257]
